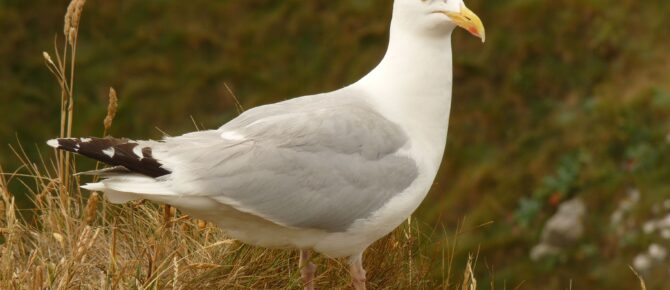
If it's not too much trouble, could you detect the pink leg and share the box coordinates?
[349,253,366,290]
[299,250,316,290]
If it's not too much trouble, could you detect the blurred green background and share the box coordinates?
[1,0,669,288]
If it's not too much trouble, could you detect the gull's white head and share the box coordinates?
[392,0,485,42]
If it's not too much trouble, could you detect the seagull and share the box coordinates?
[47,0,484,289]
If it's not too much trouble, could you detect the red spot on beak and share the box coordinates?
[467,27,479,37]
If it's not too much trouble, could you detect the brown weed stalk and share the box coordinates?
[103,87,118,136]
[43,0,88,210]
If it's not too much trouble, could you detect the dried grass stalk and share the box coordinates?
[104,87,118,134]
[172,256,179,290]
[53,232,65,248]
[63,0,77,36]
[629,266,648,290]
[460,255,477,290]
[84,192,99,225]
[71,0,87,30]
[164,205,173,226]
[197,219,207,230]
[60,0,89,202]
[34,265,44,289]
[64,0,87,44]
[68,27,77,45]
[110,225,117,269]
[43,51,55,66]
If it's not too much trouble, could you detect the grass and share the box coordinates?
[0,1,479,289]
[0,159,479,288]
[0,179,451,289]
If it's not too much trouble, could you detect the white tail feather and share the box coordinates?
[81,174,176,204]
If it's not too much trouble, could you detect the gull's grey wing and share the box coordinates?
[156,90,419,232]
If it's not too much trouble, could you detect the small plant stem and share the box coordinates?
[63,33,78,194]
[58,37,70,213]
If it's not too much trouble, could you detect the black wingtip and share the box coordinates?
[47,137,171,178]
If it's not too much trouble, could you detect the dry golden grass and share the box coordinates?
[0,1,482,289]
[629,266,647,290]
[103,88,118,136]
[0,165,477,289]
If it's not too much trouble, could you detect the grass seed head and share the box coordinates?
[172,256,179,289]
[84,192,99,225]
[53,232,65,248]
[104,87,118,133]
[68,27,77,45]
[71,0,87,30]
[42,51,55,66]
[63,0,77,36]
[461,255,477,290]
[64,0,86,44]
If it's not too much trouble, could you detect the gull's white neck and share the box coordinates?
[353,22,454,167]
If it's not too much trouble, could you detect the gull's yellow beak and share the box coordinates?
[443,5,486,43]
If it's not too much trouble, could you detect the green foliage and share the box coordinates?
[514,152,583,228]
[514,197,542,228]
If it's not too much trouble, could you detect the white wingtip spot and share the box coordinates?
[132,145,145,160]
[102,147,116,158]
[221,131,246,141]
[81,182,105,191]
[47,139,60,148]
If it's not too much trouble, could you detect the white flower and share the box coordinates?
[633,254,652,273]
[661,229,670,240]
[610,210,623,226]
[649,244,668,261]
[659,214,670,228]
[628,188,641,203]
[643,221,657,234]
